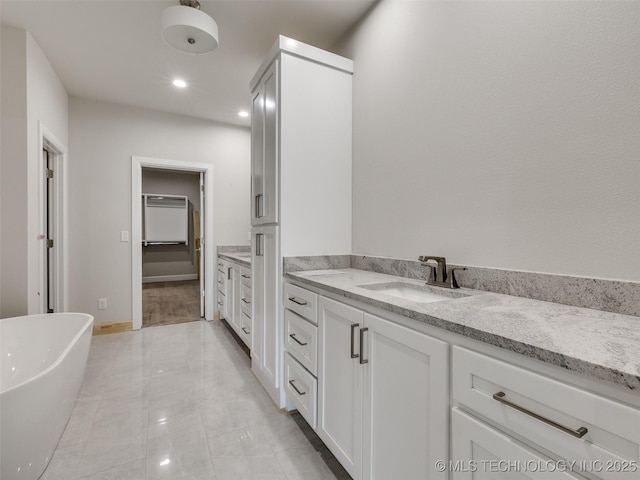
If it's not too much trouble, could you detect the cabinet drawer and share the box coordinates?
[241,284,252,316]
[217,259,225,273]
[453,346,640,479]
[241,267,251,288]
[217,270,226,293]
[285,353,317,430]
[452,408,584,480]
[284,283,317,324]
[285,309,318,376]
[217,291,225,317]
[240,311,251,348]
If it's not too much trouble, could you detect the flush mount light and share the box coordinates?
[162,0,219,55]
[172,79,187,88]
[238,111,249,118]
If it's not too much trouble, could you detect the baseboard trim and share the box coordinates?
[142,274,198,284]
[93,321,132,335]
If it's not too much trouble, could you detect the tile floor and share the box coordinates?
[42,320,350,479]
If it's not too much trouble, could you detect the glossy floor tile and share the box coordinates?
[41,320,350,480]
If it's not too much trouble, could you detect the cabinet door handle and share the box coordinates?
[242,327,250,334]
[227,267,232,280]
[288,296,307,306]
[255,194,263,218]
[255,234,263,256]
[289,333,308,346]
[288,379,306,396]
[359,327,369,364]
[350,323,359,359]
[492,391,588,438]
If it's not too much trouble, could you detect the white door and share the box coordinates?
[318,296,364,480]
[362,313,449,480]
[251,230,264,365]
[43,147,55,313]
[452,408,584,480]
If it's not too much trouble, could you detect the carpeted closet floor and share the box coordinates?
[142,280,201,327]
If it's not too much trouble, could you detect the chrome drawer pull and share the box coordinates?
[242,298,251,304]
[289,379,306,396]
[242,327,250,335]
[350,323,359,359]
[289,333,308,346]
[288,296,307,306]
[241,274,250,279]
[493,392,588,439]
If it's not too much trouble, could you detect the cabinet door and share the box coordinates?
[251,226,281,404]
[250,61,279,226]
[224,263,233,323]
[452,408,584,480]
[231,264,242,333]
[362,313,449,480]
[318,296,363,480]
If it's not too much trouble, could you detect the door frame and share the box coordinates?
[38,121,68,314]
[131,156,214,330]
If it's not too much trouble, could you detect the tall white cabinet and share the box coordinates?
[250,36,353,407]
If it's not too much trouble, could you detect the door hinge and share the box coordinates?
[46,169,54,179]
[200,184,204,192]
[46,239,54,248]
[201,289,205,297]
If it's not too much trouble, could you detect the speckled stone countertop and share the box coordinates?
[286,268,640,391]
[218,252,251,268]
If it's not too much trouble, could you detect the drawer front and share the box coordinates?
[240,311,251,348]
[452,408,584,480]
[240,267,251,288]
[285,353,317,430]
[217,259,225,274]
[217,291,225,318]
[217,270,226,293]
[284,283,318,324]
[453,346,640,480]
[241,284,252,316]
[285,309,318,376]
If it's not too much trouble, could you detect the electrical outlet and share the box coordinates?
[98,298,107,310]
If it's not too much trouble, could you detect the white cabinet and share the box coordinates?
[251,225,280,403]
[317,295,449,480]
[251,61,278,226]
[217,258,251,349]
[249,35,353,407]
[452,408,584,480]
[230,263,241,334]
[318,296,364,479]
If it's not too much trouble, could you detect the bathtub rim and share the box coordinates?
[0,312,94,395]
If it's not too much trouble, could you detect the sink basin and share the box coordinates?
[358,282,469,304]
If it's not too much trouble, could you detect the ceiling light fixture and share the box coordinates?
[162,0,219,55]
[172,79,187,88]
[238,111,249,118]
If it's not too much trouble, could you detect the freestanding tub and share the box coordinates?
[0,313,93,480]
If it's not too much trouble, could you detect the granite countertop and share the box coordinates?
[286,268,640,391]
[218,252,251,267]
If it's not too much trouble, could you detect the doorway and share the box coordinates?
[131,156,214,330]
[39,122,68,314]
[141,168,201,327]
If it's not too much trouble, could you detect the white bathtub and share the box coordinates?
[0,313,93,480]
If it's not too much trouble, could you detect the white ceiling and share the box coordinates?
[1,0,375,127]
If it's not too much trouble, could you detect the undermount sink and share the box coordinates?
[358,282,469,304]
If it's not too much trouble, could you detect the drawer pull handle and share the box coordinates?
[289,379,306,396]
[359,327,369,364]
[492,392,588,439]
[242,298,251,304]
[289,333,308,346]
[242,327,250,334]
[350,323,359,359]
[241,274,250,279]
[217,302,222,306]
[288,296,307,306]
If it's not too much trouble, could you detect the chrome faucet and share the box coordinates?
[419,256,466,289]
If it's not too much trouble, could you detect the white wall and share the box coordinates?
[338,1,640,282]
[142,169,200,279]
[0,27,69,317]
[69,97,250,323]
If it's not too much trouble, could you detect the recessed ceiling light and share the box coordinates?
[238,111,249,118]
[172,79,187,88]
